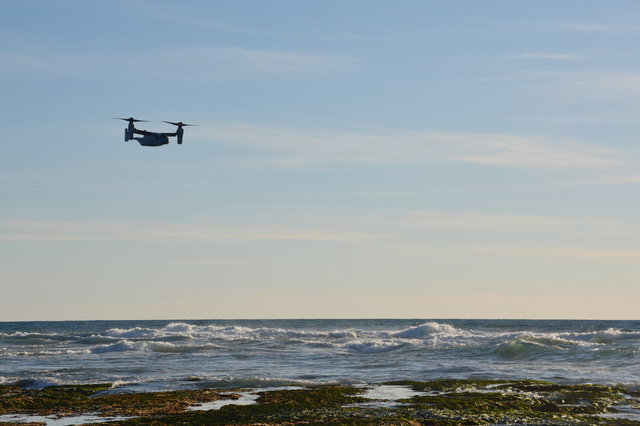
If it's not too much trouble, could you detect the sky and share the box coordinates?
[2,1,640,320]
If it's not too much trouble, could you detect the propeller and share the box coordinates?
[114,117,150,123]
[163,121,198,127]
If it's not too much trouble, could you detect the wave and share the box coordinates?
[392,322,463,339]
[99,322,363,345]
[77,335,119,345]
[575,328,640,344]
[0,348,89,357]
[487,329,638,360]
[0,376,14,385]
[492,339,554,360]
[513,333,596,349]
[97,321,476,347]
[5,321,640,363]
[103,327,169,340]
[91,339,221,354]
[343,339,406,353]
[0,331,73,345]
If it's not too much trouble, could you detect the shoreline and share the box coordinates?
[2,379,640,425]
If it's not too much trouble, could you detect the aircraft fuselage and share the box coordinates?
[132,134,170,147]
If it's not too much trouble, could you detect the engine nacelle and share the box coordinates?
[124,121,136,141]
[177,127,184,144]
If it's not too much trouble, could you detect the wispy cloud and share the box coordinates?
[461,246,640,260]
[498,70,640,97]
[558,175,640,186]
[0,46,359,78]
[170,261,267,266]
[162,47,360,74]
[557,21,639,33]
[0,219,374,242]
[407,211,572,230]
[195,123,620,169]
[493,70,640,123]
[356,210,625,237]
[386,244,640,262]
[0,50,56,72]
[0,50,95,76]
[508,53,582,60]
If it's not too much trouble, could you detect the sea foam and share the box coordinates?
[343,339,405,353]
[392,322,462,339]
[90,339,221,354]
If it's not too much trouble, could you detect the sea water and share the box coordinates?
[1,319,639,393]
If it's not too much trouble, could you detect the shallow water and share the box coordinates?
[0,413,133,425]
[1,319,639,393]
[188,391,260,411]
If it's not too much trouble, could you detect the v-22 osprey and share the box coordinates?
[115,117,197,147]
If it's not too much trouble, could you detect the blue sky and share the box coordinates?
[2,1,640,320]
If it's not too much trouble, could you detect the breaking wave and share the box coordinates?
[101,322,363,343]
[343,339,406,353]
[492,339,555,360]
[4,319,640,391]
[91,340,221,354]
[5,321,640,359]
[0,331,72,345]
[392,322,463,339]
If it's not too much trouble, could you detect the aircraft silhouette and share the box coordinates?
[115,117,197,146]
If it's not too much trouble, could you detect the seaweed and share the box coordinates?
[0,384,238,417]
[1,380,638,425]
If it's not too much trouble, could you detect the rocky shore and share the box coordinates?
[2,379,640,425]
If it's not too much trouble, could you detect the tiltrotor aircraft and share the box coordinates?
[115,117,197,146]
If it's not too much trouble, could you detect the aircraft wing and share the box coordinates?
[133,128,156,136]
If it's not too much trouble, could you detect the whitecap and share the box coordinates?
[589,328,640,344]
[90,339,220,354]
[0,331,71,345]
[344,339,405,353]
[91,340,147,353]
[391,322,465,339]
[102,327,161,339]
[147,342,221,353]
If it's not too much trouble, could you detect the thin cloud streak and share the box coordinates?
[0,47,359,77]
[164,47,360,73]
[195,123,620,169]
[170,261,268,266]
[499,70,640,103]
[0,220,374,242]
[362,210,625,236]
[509,53,582,60]
[558,175,640,186]
[394,246,640,262]
[463,246,640,260]
[557,21,640,33]
[3,209,627,244]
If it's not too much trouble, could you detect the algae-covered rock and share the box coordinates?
[1,380,638,425]
[0,383,238,417]
[256,385,367,407]
[0,384,112,415]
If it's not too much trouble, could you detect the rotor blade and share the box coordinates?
[163,121,199,127]
[114,117,150,123]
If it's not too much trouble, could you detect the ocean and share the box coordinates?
[1,319,639,393]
